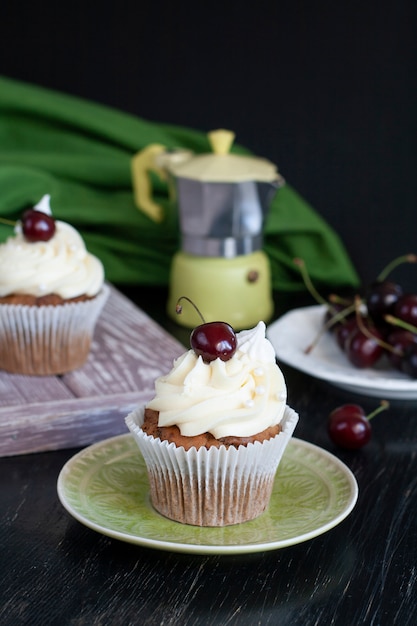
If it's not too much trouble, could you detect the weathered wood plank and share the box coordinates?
[0,284,184,456]
[0,390,152,456]
[0,369,76,407]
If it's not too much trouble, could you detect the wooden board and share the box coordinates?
[0,284,184,457]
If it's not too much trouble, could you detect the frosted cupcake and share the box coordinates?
[0,195,109,375]
[126,317,299,526]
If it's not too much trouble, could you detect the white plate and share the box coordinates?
[267,305,417,399]
[57,433,358,555]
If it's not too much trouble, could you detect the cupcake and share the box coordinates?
[126,318,299,526]
[0,194,109,375]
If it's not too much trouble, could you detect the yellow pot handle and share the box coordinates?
[131,144,167,222]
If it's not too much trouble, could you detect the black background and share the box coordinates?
[1,0,416,289]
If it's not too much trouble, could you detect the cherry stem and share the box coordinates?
[376,253,417,282]
[0,217,16,227]
[366,400,389,421]
[176,296,206,323]
[329,293,353,306]
[293,257,343,322]
[293,258,329,307]
[384,314,417,335]
[354,296,403,356]
[305,303,356,354]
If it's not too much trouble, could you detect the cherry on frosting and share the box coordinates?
[191,321,237,362]
[22,209,56,242]
[176,296,237,363]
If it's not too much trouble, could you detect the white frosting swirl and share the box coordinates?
[0,220,104,298]
[146,321,287,438]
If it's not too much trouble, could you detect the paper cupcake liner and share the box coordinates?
[125,405,299,527]
[0,284,109,375]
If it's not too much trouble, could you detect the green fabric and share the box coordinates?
[0,75,359,291]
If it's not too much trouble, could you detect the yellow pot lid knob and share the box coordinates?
[208,129,235,155]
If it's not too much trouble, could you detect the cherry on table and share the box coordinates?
[328,401,389,449]
[22,209,56,242]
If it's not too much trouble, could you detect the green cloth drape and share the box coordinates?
[0,75,359,291]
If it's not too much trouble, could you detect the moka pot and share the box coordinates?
[131,130,284,329]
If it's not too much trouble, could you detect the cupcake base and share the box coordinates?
[126,405,299,527]
[147,460,277,527]
[0,284,109,375]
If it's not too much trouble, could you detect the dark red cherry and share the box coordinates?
[328,401,388,449]
[22,209,56,242]
[335,317,358,350]
[393,294,417,327]
[345,325,384,368]
[366,254,417,326]
[328,404,371,449]
[366,280,403,326]
[386,329,417,370]
[190,322,237,363]
[324,303,348,330]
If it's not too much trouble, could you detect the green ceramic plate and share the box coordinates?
[57,434,358,555]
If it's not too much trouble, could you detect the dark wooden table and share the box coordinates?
[1,287,416,626]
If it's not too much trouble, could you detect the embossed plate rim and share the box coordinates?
[57,434,358,555]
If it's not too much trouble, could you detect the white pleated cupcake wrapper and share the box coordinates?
[125,405,299,526]
[0,284,109,374]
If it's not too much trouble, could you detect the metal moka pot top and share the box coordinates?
[132,129,284,257]
[174,177,279,257]
[161,130,284,257]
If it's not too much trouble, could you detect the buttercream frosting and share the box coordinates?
[0,197,104,298]
[146,321,287,438]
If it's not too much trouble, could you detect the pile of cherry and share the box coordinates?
[295,255,417,449]
[299,254,417,379]
[334,271,416,378]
